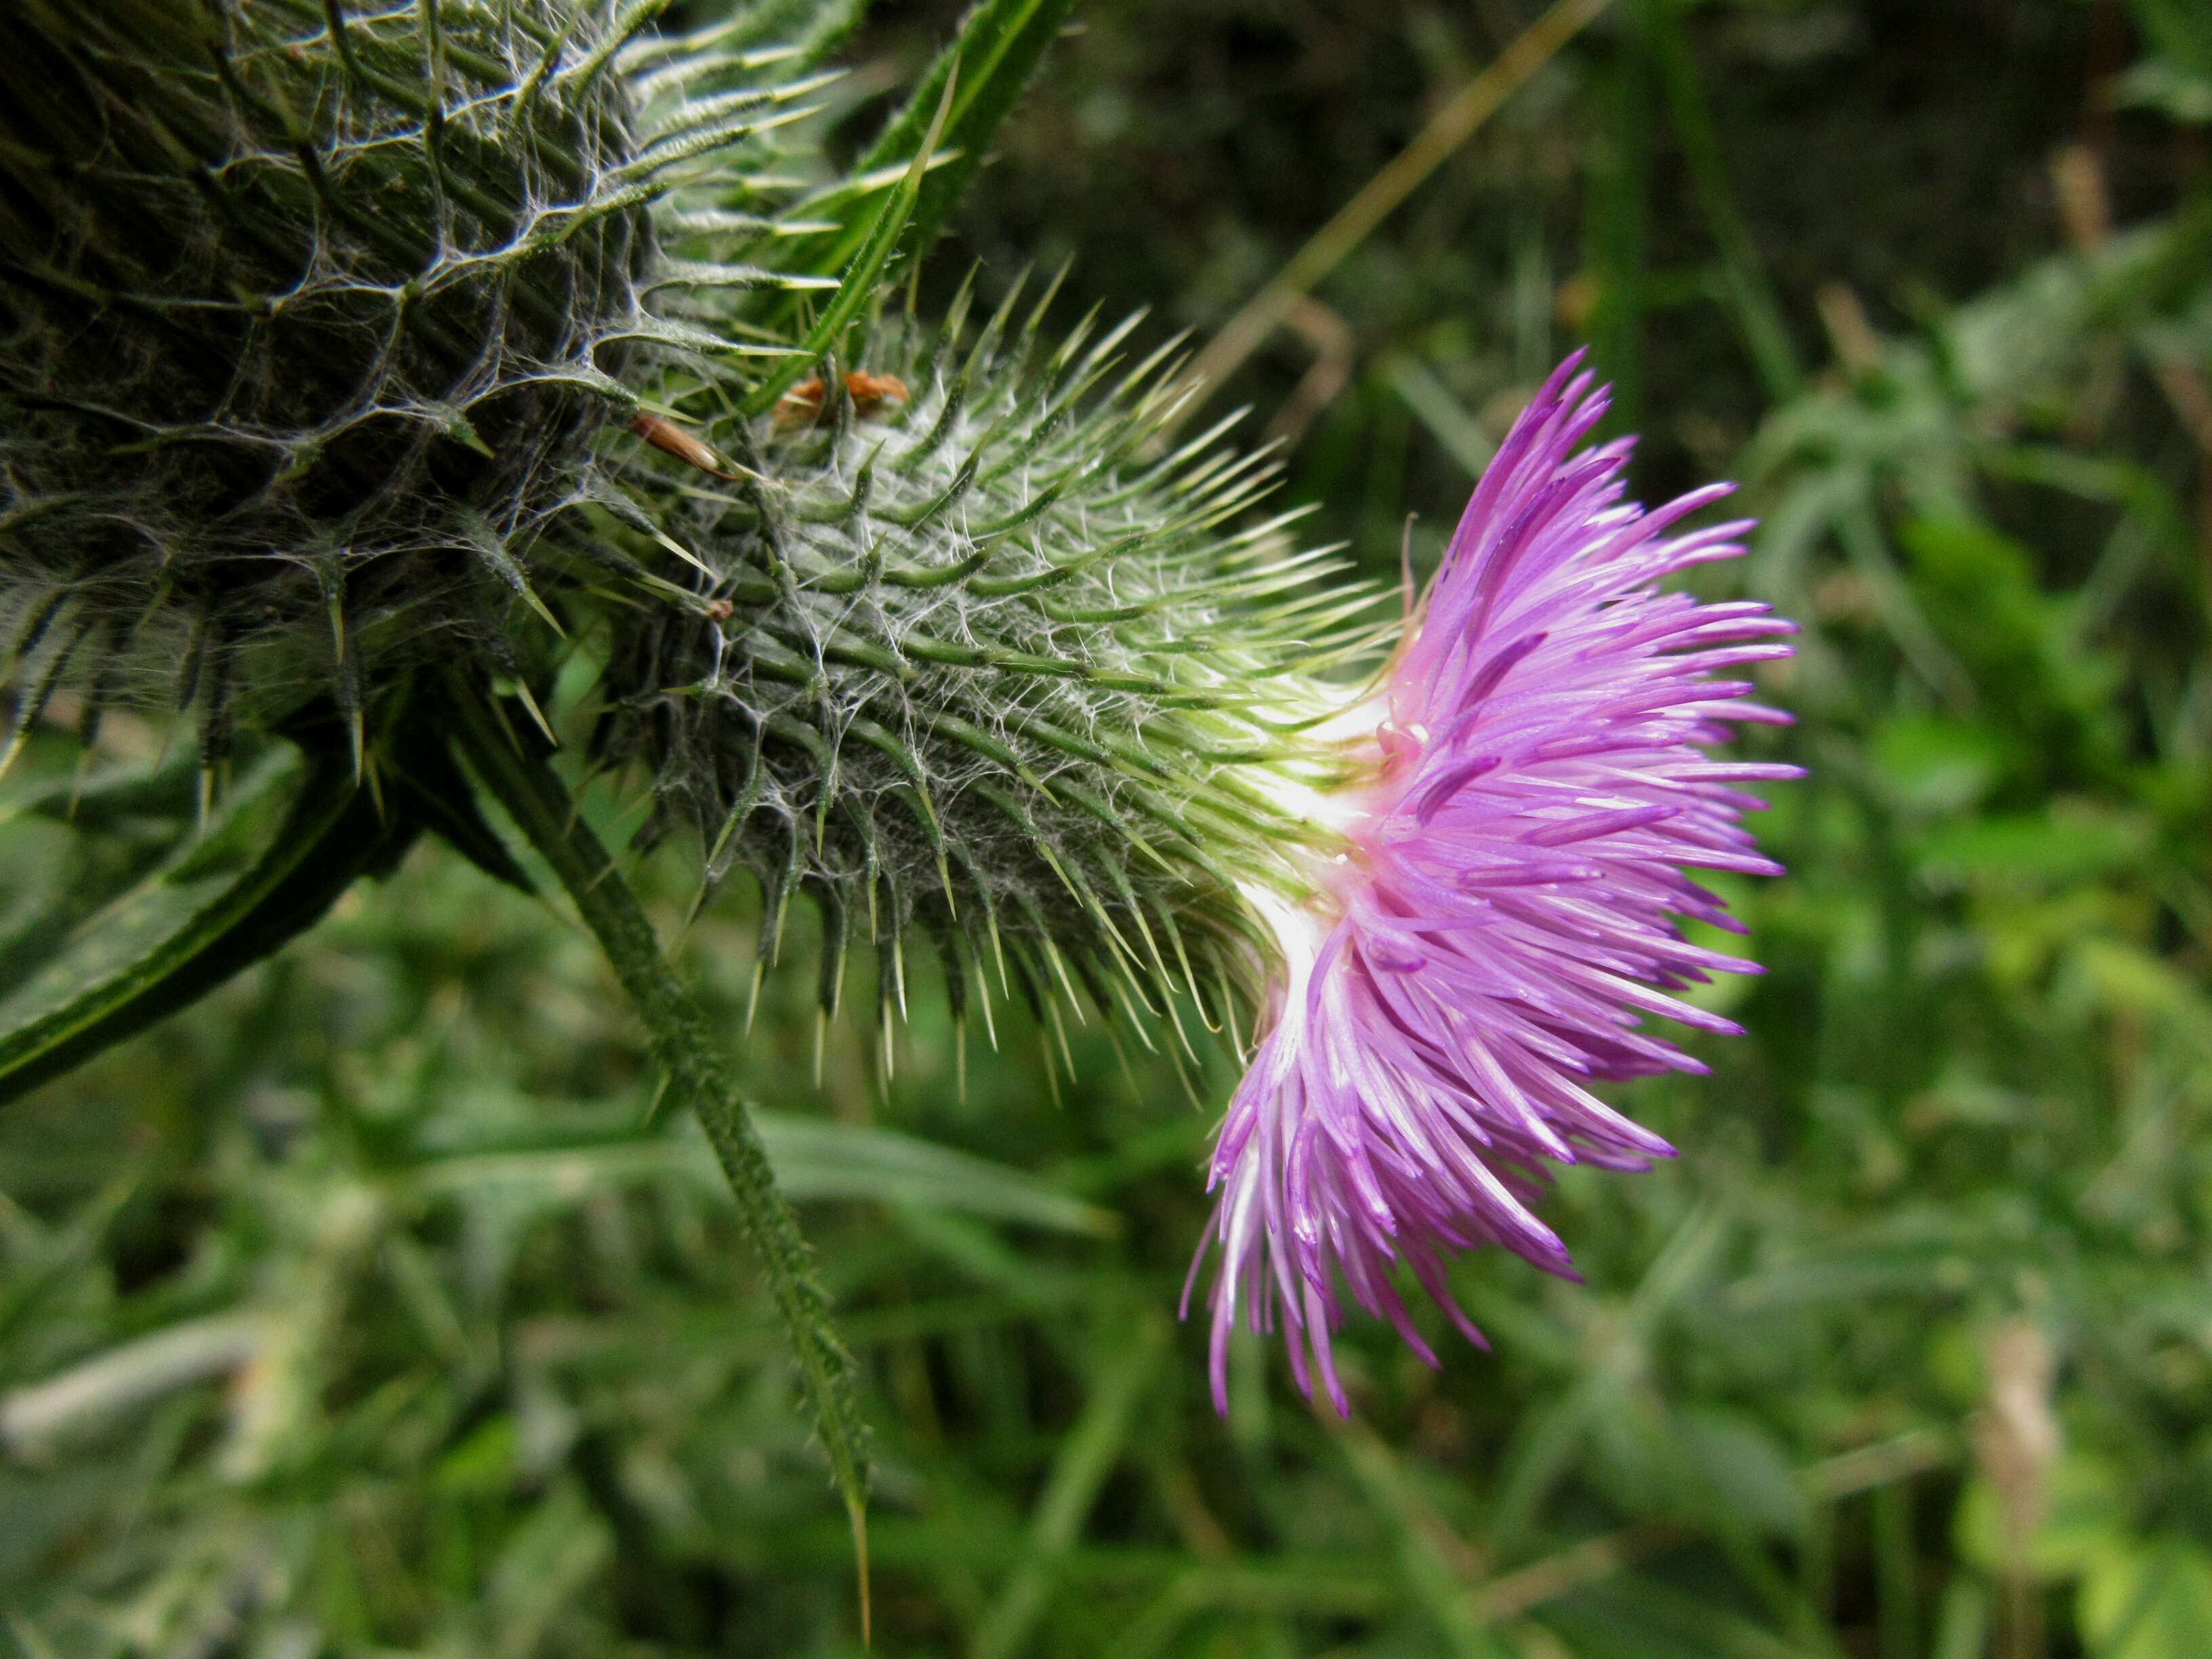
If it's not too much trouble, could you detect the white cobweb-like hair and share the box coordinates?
[596,287,1389,1076]
[0,0,842,769]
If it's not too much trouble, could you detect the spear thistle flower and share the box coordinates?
[1189,353,1802,1414]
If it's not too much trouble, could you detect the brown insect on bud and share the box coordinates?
[631,412,746,482]
[773,370,912,428]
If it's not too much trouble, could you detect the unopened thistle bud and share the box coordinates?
[598,283,1378,1067]
[0,0,831,766]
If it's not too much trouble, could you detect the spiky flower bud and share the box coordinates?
[0,0,827,763]
[598,282,1381,1063]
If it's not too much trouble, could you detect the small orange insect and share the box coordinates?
[773,369,911,428]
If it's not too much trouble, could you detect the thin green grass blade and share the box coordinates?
[761,0,1078,301]
[403,1108,1115,1236]
[739,67,957,415]
[970,1313,1164,1659]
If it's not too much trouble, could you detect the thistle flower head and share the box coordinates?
[1191,353,1801,1414]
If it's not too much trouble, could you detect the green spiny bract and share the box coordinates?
[598,283,1387,1064]
[0,0,841,769]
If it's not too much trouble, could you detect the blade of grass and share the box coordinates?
[1386,353,1498,480]
[1164,0,1616,435]
[1587,0,1653,428]
[1486,1204,1729,1547]
[1874,1479,1919,1659]
[847,0,1077,265]
[968,1311,1163,1659]
[405,1111,1117,1236]
[1643,0,1803,401]
[1333,1414,1511,1659]
[760,0,1079,310]
[740,62,957,416]
[0,1310,264,1456]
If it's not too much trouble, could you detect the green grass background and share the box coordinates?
[5,1,2211,1654]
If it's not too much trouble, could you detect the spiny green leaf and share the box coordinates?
[0,750,411,1107]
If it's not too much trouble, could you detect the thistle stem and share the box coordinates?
[445,680,872,1639]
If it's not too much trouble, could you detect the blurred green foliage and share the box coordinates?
[5,0,2211,1654]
